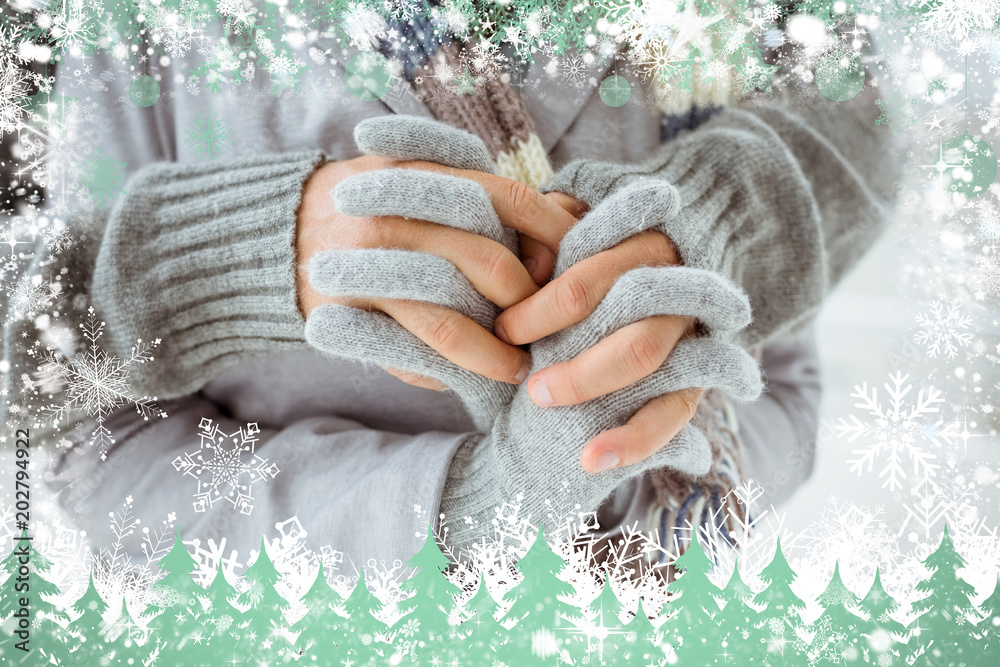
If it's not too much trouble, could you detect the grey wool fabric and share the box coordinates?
[89,150,327,399]
[302,115,765,546]
[0,0,899,569]
[538,88,899,349]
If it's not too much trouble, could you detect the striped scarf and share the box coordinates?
[378,3,755,562]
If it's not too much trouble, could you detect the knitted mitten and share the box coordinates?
[303,118,518,431]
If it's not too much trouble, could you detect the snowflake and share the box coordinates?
[875,91,917,135]
[761,2,782,23]
[835,371,958,491]
[164,33,191,59]
[918,0,1000,43]
[361,633,373,646]
[42,225,73,255]
[977,209,1000,244]
[265,54,300,78]
[0,59,32,134]
[172,418,279,515]
[979,109,1000,135]
[914,300,973,359]
[35,307,167,458]
[344,2,387,50]
[6,274,58,323]
[398,618,419,638]
[972,255,1000,299]
[184,113,230,160]
[877,652,894,666]
[77,148,127,209]
[50,11,97,52]
[558,56,590,88]
[767,617,785,634]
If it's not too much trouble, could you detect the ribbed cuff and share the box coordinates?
[92,149,328,399]
[539,107,825,346]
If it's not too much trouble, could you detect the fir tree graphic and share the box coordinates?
[398,523,461,643]
[142,528,208,661]
[858,566,907,665]
[623,596,660,664]
[200,563,244,664]
[716,557,760,663]
[104,595,152,665]
[661,530,723,663]
[0,531,74,663]
[977,574,1000,663]
[338,566,388,662]
[586,573,626,660]
[459,572,507,660]
[500,524,580,661]
[809,561,865,663]
[236,537,291,661]
[67,571,110,662]
[908,525,980,666]
[291,560,343,662]
[753,536,806,663]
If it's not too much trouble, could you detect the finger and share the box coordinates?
[354,115,496,174]
[380,365,448,391]
[359,216,541,308]
[579,388,705,474]
[553,180,681,279]
[518,232,556,286]
[379,299,532,385]
[389,161,580,252]
[525,315,696,406]
[335,168,515,249]
[305,305,514,431]
[545,191,589,218]
[495,231,676,345]
[309,248,498,330]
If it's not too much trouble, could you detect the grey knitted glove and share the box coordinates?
[536,106,827,348]
[303,115,765,551]
[439,175,764,548]
[304,117,518,431]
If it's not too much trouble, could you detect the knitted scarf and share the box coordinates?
[377,2,754,562]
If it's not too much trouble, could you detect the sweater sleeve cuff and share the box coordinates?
[91,149,328,399]
[539,107,828,346]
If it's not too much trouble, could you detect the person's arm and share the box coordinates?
[44,393,474,568]
[1,151,327,446]
[537,20,903,350]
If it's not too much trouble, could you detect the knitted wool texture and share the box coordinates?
[303,115,765,548]
[377,11,768,546]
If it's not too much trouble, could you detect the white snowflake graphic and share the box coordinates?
[172,418,279,515]
[835,371,958,491]
[973,254,1000,299]
[5,273,59,323]
[913,299,973,358]
[184,112,230,160]
[35,307,166,458]
[0,56,32,135]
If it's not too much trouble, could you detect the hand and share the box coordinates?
[493,188,707,474]
[295,154,578,389]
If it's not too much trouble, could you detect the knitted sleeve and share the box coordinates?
[539,32,903,349]
[1,150,326,444]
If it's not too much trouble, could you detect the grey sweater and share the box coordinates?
[2,15,901,566]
